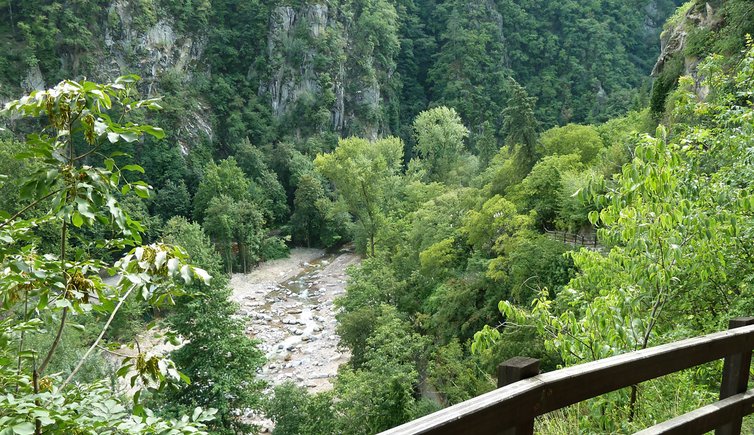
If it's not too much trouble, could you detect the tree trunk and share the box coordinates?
[226,245,233,275]
[9,1,15,36]
[240,242,247,274]
[629,384,638,421]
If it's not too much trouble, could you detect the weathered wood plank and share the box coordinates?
[497,357,540,388]
[379,324,754,435]
[634,389,754,435]
[717,317,754,435]
[497,357,539,435]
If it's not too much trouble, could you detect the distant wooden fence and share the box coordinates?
[544,229,599,249]
[381,318,754,435]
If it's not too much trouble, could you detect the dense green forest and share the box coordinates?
[1,0,754,433]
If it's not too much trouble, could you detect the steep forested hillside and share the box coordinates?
[1,0,681,139]
[1,0,753,433]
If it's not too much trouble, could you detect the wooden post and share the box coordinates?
[497,357,540,435]
[716,317,754,435]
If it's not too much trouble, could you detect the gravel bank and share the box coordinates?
[230,247,360,393]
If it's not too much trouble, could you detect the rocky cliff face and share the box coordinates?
[261,3,336,138]
[19,1,204,92]
[11,0,212,148]
[263,5,328,118]
[106,1,212,146]
[651,0,754,107]
[652,1,719,99]
[259,3,392,140]
[104,0,207,95]
[8,0,396,145]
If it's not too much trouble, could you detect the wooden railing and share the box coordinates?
[543,229,599,249]
[381,318,754,435]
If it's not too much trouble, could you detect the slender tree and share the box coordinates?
[502,79,539,177]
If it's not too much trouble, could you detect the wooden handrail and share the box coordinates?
[380,319,754,435]
[636,389,754,435]
[543,229,598,248]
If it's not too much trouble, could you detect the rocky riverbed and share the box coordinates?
[229,247,360,393]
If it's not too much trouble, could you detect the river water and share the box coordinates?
[229,247,360,393]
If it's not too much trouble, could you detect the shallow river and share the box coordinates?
[229,247,360,392]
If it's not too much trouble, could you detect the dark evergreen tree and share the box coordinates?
[153,180,192,220]
[161,217,265,434]
[428,0,509,130]
[502,79,539,177]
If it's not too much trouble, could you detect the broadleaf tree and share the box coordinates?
[315,136,404,256]
[0,78,216,432]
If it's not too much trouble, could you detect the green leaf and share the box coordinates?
[115,74,141,84]
[116,364,132,378]
[54,299,72,309]
[122,164,145,173]
[140,125,165,139]
[72,212,84,228]
[77,200,95,220]
[30,410,53,426]
[180,265,192,283]
[133,185,150,199]
[120,132,139,143]
[18,350,36,360]
[167,258,179,275]
[11,422,35,435]
[588,210,599,226]
[194,268,211,285]
[133,404,145,417]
